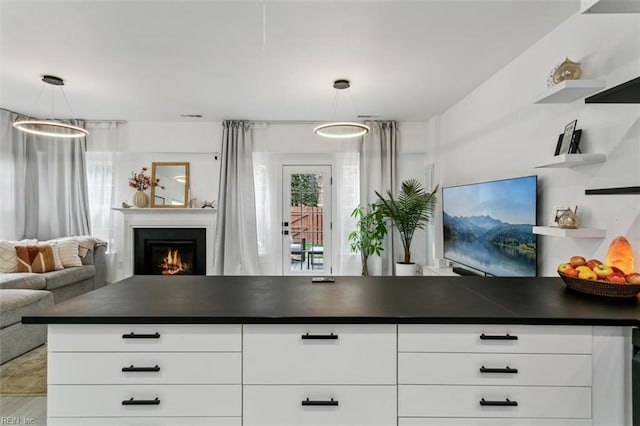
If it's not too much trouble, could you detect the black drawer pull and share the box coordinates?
[122,397,160,406]
[122,365,161,372]
[122,332,160,339]
[479,333,518,341]
[301,332,338,340]
[301,397,339,406]
[479,366,518,374]
[479,398,518,407]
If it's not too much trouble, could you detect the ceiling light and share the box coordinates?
[313,79,369,139]
[13,75,89,139]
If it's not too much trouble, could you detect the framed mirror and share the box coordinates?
[150,162,190,208]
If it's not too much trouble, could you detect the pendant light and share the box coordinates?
[13,75,89,139]
[313,79,369,139]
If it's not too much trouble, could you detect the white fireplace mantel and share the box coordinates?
[113,208,217,277]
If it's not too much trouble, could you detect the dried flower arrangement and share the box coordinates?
[128,167,164,191]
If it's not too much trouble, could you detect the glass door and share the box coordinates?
[282,165,332,275]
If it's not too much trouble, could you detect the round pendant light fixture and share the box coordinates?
[313,79,369,139]
[13,75,89,139]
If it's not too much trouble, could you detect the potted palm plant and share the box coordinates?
[376,179,438,276]
[348,203,388,276]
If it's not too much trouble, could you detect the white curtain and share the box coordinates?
[0,109,29,240]
[0,109,91,241]
[85,122,118,248]
[334,142,361,275]
[253,151,280,275]
[359,121,398,275]
[213,120,261,275]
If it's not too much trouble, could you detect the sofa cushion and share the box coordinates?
[0,274,47,290]
[0,240,39,273]
[0,289,53,329]
[15,245,57,273]
[49,237,82,267]
[43,265,95,291]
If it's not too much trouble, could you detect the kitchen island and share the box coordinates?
[23,275,640,425]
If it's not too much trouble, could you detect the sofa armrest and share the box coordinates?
[92,244,107,290]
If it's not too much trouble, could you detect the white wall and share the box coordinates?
[433,11,640,276]
[114,121,222,209]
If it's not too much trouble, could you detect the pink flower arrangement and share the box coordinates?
[128,167,162,191]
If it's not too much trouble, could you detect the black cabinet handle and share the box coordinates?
[122,332,160,339]
[301,332,338,340]
[301,397,339,406]
[122,397,160,406]
[479,366,518,374]
[121,365,160,372]
[479,398,518,407]
[479,333,518,341]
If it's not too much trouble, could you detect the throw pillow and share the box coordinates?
[50,237,82,267]
[0,241,18,273]
[0,239,39,273]
[16,245,58,273]
[45,243,64,270]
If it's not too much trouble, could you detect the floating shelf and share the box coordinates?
[535,153,606,168]
[533,226,606,238]
[533,80,606,104]
[581,0,640,14]
[585,186,640,195]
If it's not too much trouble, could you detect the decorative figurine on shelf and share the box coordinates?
[548,57,582,87]
[122,202,132,209]
[201,200,215,208]
[557,207,580,229]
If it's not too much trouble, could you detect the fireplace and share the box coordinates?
[134,228,206,275]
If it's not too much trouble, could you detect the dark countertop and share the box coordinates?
[22,275,640,326]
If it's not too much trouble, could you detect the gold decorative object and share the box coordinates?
[557,208,579,229]
[552,58,582,85]
[150,162,190,208]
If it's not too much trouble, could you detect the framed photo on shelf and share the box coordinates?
[556,119,577,155]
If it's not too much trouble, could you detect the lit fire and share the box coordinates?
[159,248,189,275]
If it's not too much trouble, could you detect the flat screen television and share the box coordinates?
[442,175,537,277]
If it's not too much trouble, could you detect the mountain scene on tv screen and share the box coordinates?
[443,212,536,276]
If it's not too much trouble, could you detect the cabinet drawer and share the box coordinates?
[399,385,591,418]
[48,384,241,417]
[48,418,241,426]
[49,352,241,384]
[243,385,396,426]
[399,419,591,426]
[48,324,241,352]
[399,353,592,386]
[399,324,591,353]
[243,324,396,384]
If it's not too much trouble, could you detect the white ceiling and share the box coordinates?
[1,0,578,123]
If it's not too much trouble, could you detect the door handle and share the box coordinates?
[479,366,518,374]
[122,365,161,372]
[301,397,339,406]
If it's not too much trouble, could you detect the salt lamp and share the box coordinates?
[605,236,634,274]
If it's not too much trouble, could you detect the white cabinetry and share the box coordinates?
[398,325,593,423]
[243,324,397,426]
[46,323,631,425]
[47,324,242,426]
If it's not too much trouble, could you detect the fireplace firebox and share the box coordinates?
[134,228,206,275]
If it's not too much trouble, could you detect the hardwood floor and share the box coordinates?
[0,396,46,425]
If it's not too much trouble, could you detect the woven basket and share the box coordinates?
[559,272,640,298]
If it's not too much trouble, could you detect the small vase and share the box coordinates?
[133,190,148,208]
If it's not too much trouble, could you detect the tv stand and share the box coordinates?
[452,266,483,276]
